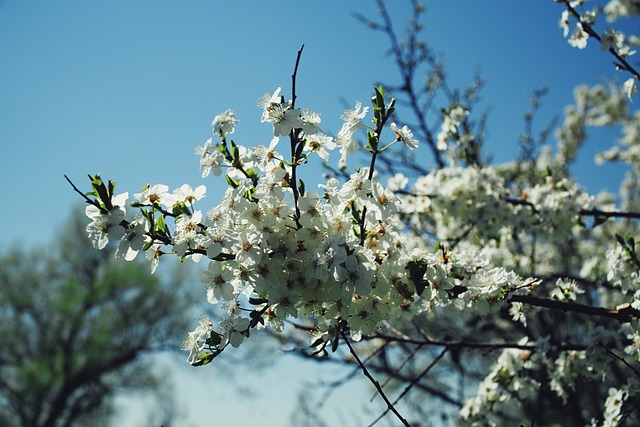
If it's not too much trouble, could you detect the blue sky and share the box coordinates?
[0,1,635,425]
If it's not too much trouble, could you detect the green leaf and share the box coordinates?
[192,350,221,367]
[249,309,265,328]
[310,337,325,348]
[155,215,167,233]
[107,179,116,199]
[90,175,109,206]
[205,331,223,347]
[375,85,385,106]
[171,202,190,217]
[626,233,635,248]
[387,98,396,116]
[407,259,428,296]
[367,130,378,151]
[226,174,239,189]
[331,329,340,353]
[295,139,306,161]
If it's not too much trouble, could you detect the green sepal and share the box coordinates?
[142,240,154,252]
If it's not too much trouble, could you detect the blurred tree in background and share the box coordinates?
[0,209,194,427]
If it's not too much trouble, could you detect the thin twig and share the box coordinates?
[559,0,640,80]
[372,343,425,402]
[598,343,640,377]
[291,44,305,110]
[368,347,448,427]
[339,328,411,426]
[64,175,99,208]
[289,44,305,227]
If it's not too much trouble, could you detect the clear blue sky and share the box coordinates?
[0,1,633,425]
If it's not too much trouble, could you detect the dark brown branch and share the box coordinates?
[369,332,586,352]
[509,294,640,323]
[505,197,640,220]
[580,208,640,220]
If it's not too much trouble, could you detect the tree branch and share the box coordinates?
[509,294,640,323]
[339,326,411,426]
[367,347,448,427]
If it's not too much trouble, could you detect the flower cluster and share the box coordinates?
[395,165,593,250]
[558,0,639,99]
[80,86,537,366]
[75,9,640,420]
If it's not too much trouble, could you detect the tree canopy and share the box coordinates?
[0,210,194,427]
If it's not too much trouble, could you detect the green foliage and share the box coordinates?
[0,208,194,427]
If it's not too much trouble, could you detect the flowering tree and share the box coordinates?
[68,0,640,425]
